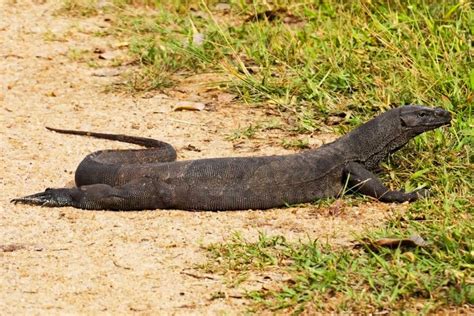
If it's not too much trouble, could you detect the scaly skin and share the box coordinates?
[12,105,451,211]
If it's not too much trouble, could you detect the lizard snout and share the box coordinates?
[434,107,451,126]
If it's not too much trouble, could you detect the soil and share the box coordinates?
[0,1,405,314]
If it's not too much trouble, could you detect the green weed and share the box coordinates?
[281,138,309,150]
[226,124,259,141]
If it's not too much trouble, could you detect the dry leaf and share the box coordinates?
[328,199,344,216]
[173,101,206,111]
[0,243,43,252]
[91,68,121,77]
[189,19,204,46]
[357,235,428,251]
[403,251,416,262]
[98,51,121,60]
[183,144,201,152]
[326,115,345,125]
[97,0,107,9]
[217,93,236,104]
[193,32,205,46]
[0,244,26,252]
[246,8,303,24]
[112,41,129,49]
[46,91,57,97]
[93,47,105,54]
[215,3,231,12]
[326,112,349,125]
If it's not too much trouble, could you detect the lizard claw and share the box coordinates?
[409,188,430,201]
[11,188,75,207]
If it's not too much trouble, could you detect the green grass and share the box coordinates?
[60,0,473,313]
[96,1,471,110]
[204,228,472,313]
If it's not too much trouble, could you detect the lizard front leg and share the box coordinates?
[343,162,427,203]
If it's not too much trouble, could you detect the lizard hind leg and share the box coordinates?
[11,178,170,211]
[11,187,84,208]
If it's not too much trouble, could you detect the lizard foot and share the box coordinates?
[11,188,75,207]
[405,188,430,202]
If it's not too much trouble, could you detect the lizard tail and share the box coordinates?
[46,126,172,149]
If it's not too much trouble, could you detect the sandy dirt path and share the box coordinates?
[0,1,403,314]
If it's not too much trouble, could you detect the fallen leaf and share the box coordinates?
[283,14,303,24]
[357,235,429,251]
[246,8,286,22]
[113,260,132,270]
[246,8,303,24]
[214,3,231,13]
[2,53,24,59]
[193,32,205,46]
[190,10,207,19]
[93,47,105,54]
[98,51,121,60]
[0,243,43,252]
[328,199,344,216]
[399,215,426,222]
[326,115,345,125]
[326,112,350,125]
[180,270,217,280]
[227,291,243,299]
[112,41,129,49]
[97,0,107,9]
[0,244,26,252]
[183,144,201,152]
[403,251,416,262]
[128,305,148,312]
[189,19,205,46]
[91,68,122,77]
[45,91,57,97]
[217,93,236,104]
[173,101,206,111]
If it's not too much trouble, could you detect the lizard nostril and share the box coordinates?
[434,108,447,117]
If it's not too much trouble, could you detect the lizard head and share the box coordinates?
[399,105,451,136]
[349,105,452,170]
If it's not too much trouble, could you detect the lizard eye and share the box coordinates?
[417,112,427,118]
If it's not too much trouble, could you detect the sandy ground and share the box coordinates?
[0,1,406,314]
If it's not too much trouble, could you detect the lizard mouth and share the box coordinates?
[427,120,451,128]
[430,109,452,127]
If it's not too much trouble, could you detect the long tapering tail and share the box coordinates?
[46,127,173,149]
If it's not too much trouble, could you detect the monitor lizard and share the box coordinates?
[12,105,451,211]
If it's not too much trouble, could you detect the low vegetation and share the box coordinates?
[61,0,472,313]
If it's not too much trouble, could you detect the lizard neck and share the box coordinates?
[337,108,411,170]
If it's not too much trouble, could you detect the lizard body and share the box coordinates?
[12,105,451,211]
